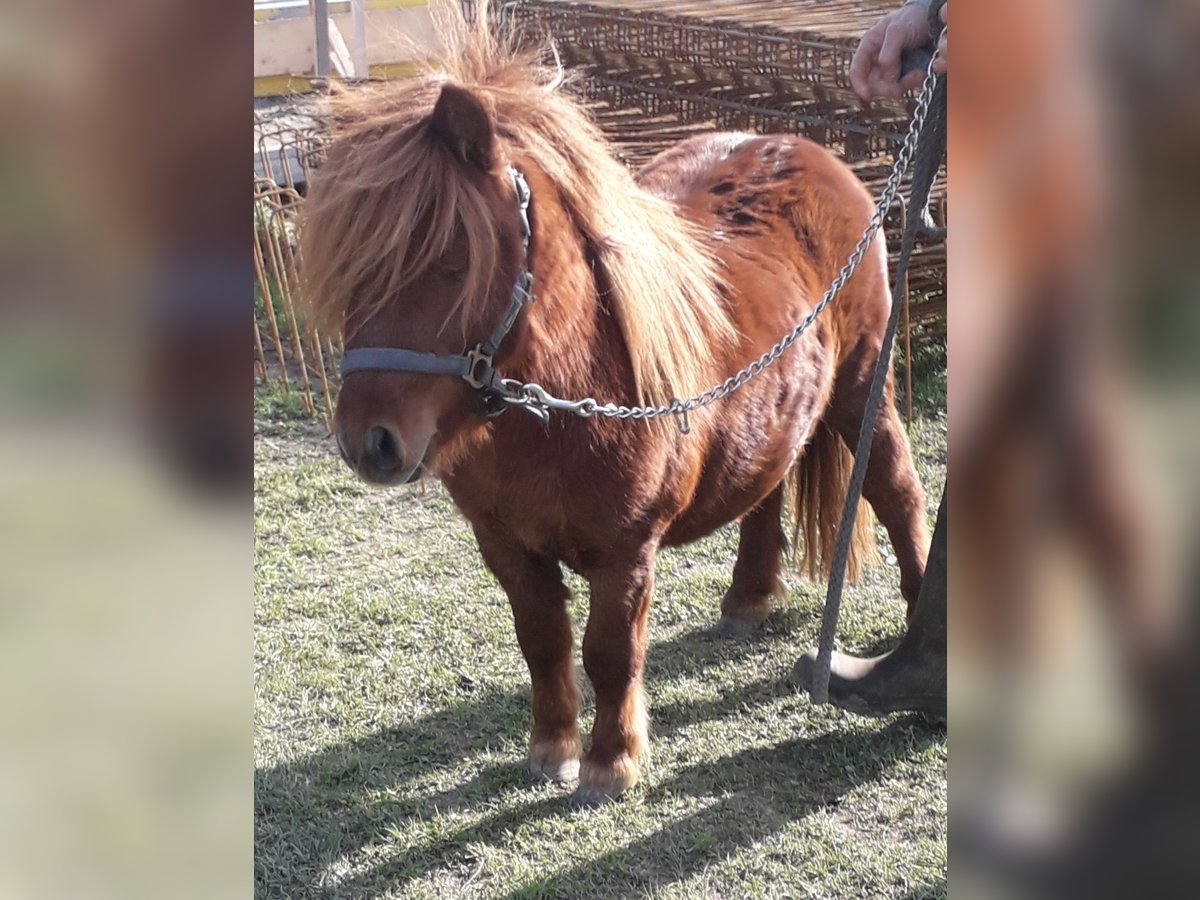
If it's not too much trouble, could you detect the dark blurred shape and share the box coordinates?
[2,0,250,493]
[0,1,251,897]
[949,0,1198,895]
[145,261,251,495]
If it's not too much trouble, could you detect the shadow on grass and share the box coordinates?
[255,626,936,899]
[904,877,948,899]
[502,721,939,900]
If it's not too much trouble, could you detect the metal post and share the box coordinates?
[351,0,368,80]
[313,0,330,78]
[898,197,914,426]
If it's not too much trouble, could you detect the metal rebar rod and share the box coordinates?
[313,0,331,78]
[351,0,368,80]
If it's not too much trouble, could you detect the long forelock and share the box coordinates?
[301,113,502,342]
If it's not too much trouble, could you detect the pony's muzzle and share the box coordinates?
[340,423,423,485]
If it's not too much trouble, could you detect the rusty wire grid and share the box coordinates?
[509,0,920,158]
[254,100,328,191]
[254,0,945,429]
[254,177,337,428]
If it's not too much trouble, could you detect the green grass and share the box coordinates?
[254,380,314,425]
[899,337,947,415]
[254,380,947,899]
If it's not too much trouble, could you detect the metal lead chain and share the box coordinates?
[503,44,944,423]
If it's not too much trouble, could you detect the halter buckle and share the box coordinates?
[463,346,495,390]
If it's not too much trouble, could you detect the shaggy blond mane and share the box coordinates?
[300,1,735,403]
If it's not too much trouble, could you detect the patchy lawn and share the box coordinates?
[254,378,947,899]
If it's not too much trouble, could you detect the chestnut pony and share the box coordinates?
[302,18,928,805]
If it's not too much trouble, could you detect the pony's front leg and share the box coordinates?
[574,547,655,807]
[474,527,580,783]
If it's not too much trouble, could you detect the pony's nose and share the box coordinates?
[363,424,403,475]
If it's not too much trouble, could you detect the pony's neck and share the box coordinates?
[502,161,639,402]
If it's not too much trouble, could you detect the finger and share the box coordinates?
[878,22,909,83]
[899,68,926,91]
[850,27,885,102]
[934,32,948,74]
[868,68,904,101]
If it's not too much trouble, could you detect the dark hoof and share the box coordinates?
[792,651,816,688]
[569,786,618,810]
[919,709,948,728]
[714,614,765,640]
[529,758,580,784]
[793,648,948,722]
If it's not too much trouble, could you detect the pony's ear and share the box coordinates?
[429,83,497,172]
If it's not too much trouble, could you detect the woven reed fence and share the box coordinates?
[253,110,339,426]
[255,0,946,430]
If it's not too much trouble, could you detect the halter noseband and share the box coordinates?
[340,165,536,417]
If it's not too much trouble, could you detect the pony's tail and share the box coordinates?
[785,419,879,583]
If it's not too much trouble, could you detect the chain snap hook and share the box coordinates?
[670,399,691,435]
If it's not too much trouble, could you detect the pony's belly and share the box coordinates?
[664,382,814,546]
[663,476,780,546]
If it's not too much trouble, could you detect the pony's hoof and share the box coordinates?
[714,614,765,640]
[569,786,618,809]
[527,734,581,784]
[572,754,638,807]
[529,758,580,784]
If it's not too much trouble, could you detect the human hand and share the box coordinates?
[849,2,935,102]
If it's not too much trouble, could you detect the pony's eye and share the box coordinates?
[439,264,467,284]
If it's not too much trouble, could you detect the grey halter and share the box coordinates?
[340,165,535,417]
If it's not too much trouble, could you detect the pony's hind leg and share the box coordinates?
[717,484,787,638]
[474,526,581,783]
[574,546,655,806]
[829,374,930,617]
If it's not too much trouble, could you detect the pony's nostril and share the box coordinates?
[364,425,401,471]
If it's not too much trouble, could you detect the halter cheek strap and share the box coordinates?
[339,165,536,414]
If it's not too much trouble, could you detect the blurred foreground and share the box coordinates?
[948,0,1199,895]
[0,0,1196,897]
